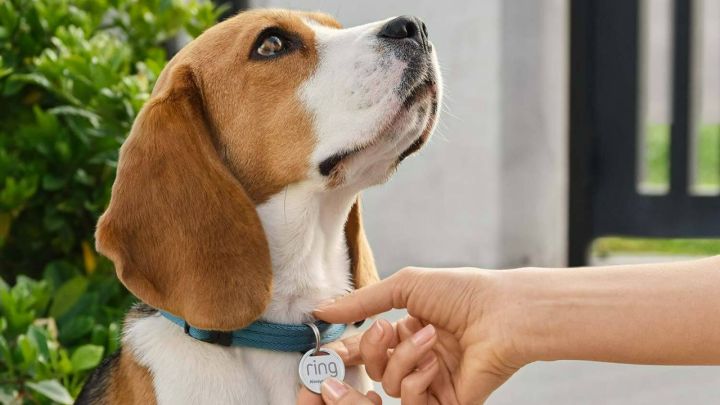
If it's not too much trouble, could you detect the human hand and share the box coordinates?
[296,316,442,405]
[296,378,383,405]
[300,257,720,404]
[311,267,527,404]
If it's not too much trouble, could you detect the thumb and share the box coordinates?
[314,271,409,323]
[321,378,380,405]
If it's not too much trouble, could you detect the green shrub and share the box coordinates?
[0,272,132,403]
[0,0,221,402]
[0,0,220,278]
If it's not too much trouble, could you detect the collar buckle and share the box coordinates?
[183,320,233,347]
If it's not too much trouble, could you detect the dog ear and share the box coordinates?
[345,198,379,289]
[96,65,272,331]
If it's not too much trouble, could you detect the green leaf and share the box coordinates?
[107,322,120,354]
[42,261,80,291]
[25,380,73,405]
[58,315,94,342]
[28,325,51,362]
[70,344,104,372]
[8,73,52,90]
[49,276,88,318]
[48,105,100,128]
[90,324,107,346]
[0,334,13,374]
[16,331,49,375]
[17,334,37,365]
[58,348,73,375]
[42,173,67,191]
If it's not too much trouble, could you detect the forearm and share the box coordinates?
[507,255,720,365]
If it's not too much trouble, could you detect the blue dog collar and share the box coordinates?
[159,310,347,352]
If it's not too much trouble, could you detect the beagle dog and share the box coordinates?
[77,8,441,404]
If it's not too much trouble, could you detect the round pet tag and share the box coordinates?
[298,347,346,394]
[298,322,345,394]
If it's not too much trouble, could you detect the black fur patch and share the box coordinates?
[75,350,120,405]
[127,302,158,318]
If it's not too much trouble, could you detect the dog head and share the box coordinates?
[96,9,441,330]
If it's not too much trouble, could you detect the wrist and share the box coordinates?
[489,267,567,364]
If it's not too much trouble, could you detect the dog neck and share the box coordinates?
[255,181,357,324]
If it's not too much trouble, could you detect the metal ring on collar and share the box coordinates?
[305,322,322,355]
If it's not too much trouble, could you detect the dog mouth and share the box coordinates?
[402,77,436,108]
[318,78,438,177]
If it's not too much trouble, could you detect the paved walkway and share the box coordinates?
[372,255,720,404]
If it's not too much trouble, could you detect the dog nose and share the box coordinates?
[378,16,429,49]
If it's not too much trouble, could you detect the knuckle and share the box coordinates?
[396,267,416,279]
[382,377,400,398]
[360,343,382,366]
[337,392,362,405]
[325,340,347,357]
[359,332,379,354]
[366,367,383,382]
[393,343,417,366]
[400,377,418,395]
[391,356,413,373]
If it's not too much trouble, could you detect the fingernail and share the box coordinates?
[418,353,436,370]
[368,320,385,343]
[315,298,335,310]
[411,324,435,346]
[322,377,349,400]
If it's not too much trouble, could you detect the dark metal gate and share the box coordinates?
[568,0,720,266]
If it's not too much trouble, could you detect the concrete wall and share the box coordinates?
[251,0,568,274]
[499,0,567,268]
[697,0,719,123]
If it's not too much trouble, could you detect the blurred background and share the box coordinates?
[0,0,718,403]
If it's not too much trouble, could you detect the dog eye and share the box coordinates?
[256,35,285,57]
[250,28,299,60]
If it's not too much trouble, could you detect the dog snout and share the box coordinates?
[378,16,429,51]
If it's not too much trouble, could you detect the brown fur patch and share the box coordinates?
[105,350,157,405]
[345,198,379,288]
[96,64,273,331]
[171,9,341,203]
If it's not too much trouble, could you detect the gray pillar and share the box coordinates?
[498,0,568,267]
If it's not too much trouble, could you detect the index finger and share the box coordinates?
[314,271,408,323]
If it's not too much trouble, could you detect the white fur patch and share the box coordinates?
[301,18,442,189]
[256,181,356,324]
[301,18,406,168]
